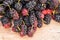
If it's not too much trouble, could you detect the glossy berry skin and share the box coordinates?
[12,26,21,32]
[0,0,58,37]
[14,3,22,12]
[1,16,11,28]
[41,9,52,25]
[3,0,14,6]
[20,0,29,6]
[22,8,28,16]
[27,11,37,37]
[37,19,42,28]
[10,8,19,20]
[46,9,53,14]
[53,13,60,22]
[5,8,19,20]
[39,0,47,3]
[35,11,44,19]
[35,11,43,28]
[27,26,35,37]
[23,16,31,27]
[29,11,38,30]
[35,3,46,11]
[42,9,53,15]
[27,17,37,37]
[20,24,27,37]
[35,11,41,19]
[5,9,12,19]
[35,3,42,11]
[0,6,5,15]
[25,0,36,11]
[43,14,51,24]
[42,9,47,15]
[29,11,38,28]
[46,0,55,9]
[12,17,23,32]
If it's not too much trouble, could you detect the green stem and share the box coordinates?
[7,5,11,10]
[18,0,20,4]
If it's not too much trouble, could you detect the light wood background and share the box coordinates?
[0,19,60,40]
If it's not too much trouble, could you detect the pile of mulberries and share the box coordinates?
[0,0,60,37]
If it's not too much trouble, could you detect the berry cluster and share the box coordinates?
[0,0,60,37]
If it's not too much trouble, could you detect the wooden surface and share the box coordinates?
[0,19,60,40]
